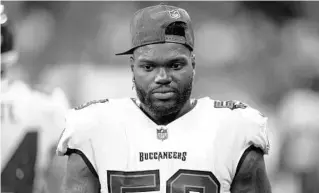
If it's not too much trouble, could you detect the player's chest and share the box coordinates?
[93,117,221,170]
[94,120,225,193]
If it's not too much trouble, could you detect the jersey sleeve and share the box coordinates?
[237,106,270,154]
[50,88,71,134]
[231,105,270,178]
[56,108,98,171]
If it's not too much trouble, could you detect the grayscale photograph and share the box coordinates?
[1,1,319,193]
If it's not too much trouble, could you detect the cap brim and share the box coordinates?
[115,47,135,56]
[115,38,193,56]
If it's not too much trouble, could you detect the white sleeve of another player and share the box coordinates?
[28,87,70,171]
[56,109,97,171]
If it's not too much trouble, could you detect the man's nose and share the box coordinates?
[154,68,172,84]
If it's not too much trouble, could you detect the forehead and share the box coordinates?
[134,43,191,62]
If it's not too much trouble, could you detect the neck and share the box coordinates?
[139,99,195,125]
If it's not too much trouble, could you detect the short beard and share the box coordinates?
[135,79,193,117]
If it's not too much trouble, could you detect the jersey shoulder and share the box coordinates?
[56,98,112,156]
[67,98,110,127]
[56,97,134,156]
[32,85,69,107]
[3,81,69,122]
[74,98,109,110]
[202,97,270,154]
[203,97,266,124]
[7,81,70,111]
[31,85,70,126]
[64,97,129,128]
[4,80,32,99]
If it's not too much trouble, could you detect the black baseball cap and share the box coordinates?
[115,3,194,55]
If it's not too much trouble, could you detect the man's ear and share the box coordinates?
[191,53,196,69]
[130,56,134,72]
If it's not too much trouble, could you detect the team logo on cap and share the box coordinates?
[168,9,181,19]
[157,127,168,141]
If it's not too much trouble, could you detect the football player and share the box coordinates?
[1,4,70,193]
[57,4,271,193]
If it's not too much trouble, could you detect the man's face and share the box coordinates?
[131,43,195,116]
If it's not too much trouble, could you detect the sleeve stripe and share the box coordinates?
[232,145,264,181]
[65,148,99,178]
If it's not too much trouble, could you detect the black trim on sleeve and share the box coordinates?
[65,148,99,178]
[232,145,264,181]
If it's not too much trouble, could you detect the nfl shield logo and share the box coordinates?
[168,10,181,19]
[157,127,168,141]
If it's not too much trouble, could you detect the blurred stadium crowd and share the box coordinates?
[2,1,319,193]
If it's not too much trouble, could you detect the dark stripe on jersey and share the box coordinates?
[232,145,264,182]
[65,148,99,178]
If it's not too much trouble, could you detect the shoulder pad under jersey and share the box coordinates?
[56,99,110,171]
[234,103,270,154]
[56,109,97,168]
[74,98,109,110]
[225,103,271,181]
[212,99,266,125]
[213,100,248,110]
[209,98,269,154]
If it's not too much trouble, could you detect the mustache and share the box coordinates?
[151,86,178,93]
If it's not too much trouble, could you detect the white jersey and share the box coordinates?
[57,97,269,193]
[1,80,69,180]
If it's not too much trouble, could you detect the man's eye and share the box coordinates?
[143,65,154,71]
[171,63,182,70]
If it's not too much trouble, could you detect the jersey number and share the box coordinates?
[107,169,220,193]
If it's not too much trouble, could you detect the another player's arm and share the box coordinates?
[63,153,100,193]
[230,146,272,193]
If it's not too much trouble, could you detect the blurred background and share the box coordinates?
[2,1,319,193]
